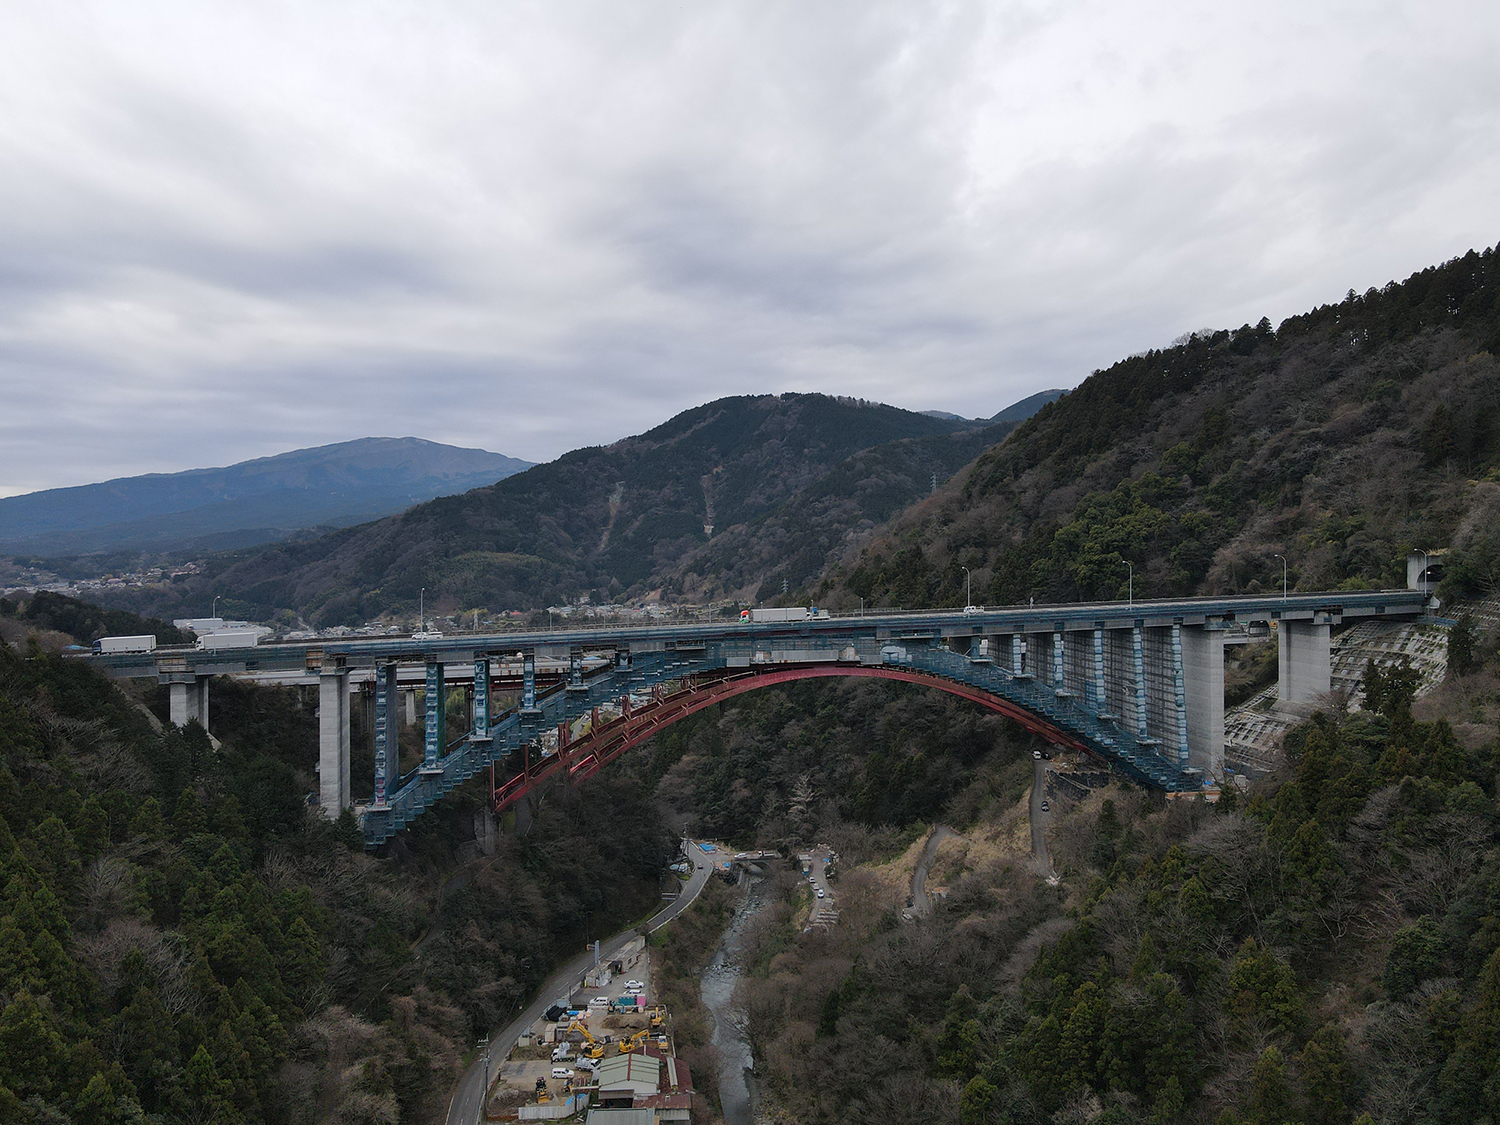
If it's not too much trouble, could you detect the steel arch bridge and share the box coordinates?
[79,589,1430,846]
[486,662,1103,821]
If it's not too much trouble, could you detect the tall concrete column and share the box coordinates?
[521,652,538,713]
[1170,624,1190,770]
[1180,624,1224,781]
[1131,625,1150,741]
[1052,629,1066,693]
[319,669,351,816]
[403,688,417,725]
[1278,619,1332,706]
[472,657,492,742]
[1011,634,1025,676]
[421,660,446,773]
[167,676,209,729]
[374,663,397,807]
[1092,627,1107,714]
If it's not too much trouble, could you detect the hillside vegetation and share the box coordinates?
[830,245,1500,610]
[0,604,674,1123]
[729,644,1500,1125]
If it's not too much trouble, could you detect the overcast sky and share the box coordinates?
[1,1,1497,495]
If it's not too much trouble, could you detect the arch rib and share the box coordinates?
[490,664,1092,815]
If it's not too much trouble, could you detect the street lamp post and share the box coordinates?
[419,588,425,633]
[1122,560,1133,608]
[211,594,220,620]
[961,566,972,610]
[1274,555,1287,601]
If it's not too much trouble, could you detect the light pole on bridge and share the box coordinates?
[1122,560,1133,608]
[1274,555,1287,601]
[1419,548,1432,596]
[961,566,972,611]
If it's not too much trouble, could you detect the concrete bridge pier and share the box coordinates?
[373,662,397,806]
[167,674,209,729]
[1179,623,1224,781]
[318,669,351,816]
[420,660,446,774]
[1278,618,1332,710]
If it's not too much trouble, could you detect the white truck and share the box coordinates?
[93,635,157,655]
[748,607,828,623]
[195,630,260,651]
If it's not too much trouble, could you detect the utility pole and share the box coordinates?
[1122,560,1133,608]
[930,472,937,495]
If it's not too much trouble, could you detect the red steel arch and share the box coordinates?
[490,663,1088,814]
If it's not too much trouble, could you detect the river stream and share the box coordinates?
[700,876,768,1125]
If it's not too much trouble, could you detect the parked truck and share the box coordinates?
[195,631,260,651]
[93,635,157,655]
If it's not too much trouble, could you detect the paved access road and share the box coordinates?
[1030,757,1056,881]
[445,841,713,1125]
[908,825,957,918]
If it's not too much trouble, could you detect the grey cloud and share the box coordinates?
[0,0,1497,494]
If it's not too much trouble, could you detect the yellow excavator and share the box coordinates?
[617,1028,651,1054]
[645,1005,667,1029]
[565,1018,607,1059]
[535,1077,550,1104]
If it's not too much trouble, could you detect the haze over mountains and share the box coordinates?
[0,437,533,556]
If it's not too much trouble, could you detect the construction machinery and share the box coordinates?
[645,1005,667,1029]
[617,1028,653,1054]
[535,1077,550,1104]
[565,1018,607,1059]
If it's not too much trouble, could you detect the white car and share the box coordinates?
[624,979,644,990]
[588,996,609,1009]
[817,889,826,898]
[550,1067,574,1080]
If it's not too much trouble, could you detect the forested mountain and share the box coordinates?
[119,395,1007,625]
[0,438,532,557]
[823,245,1500,612]
[0,599,673,1122]
[675,657,1500,1125]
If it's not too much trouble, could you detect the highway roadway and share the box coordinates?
[444,841,713,1125]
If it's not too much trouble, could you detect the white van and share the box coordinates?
[550,1067,574,1080]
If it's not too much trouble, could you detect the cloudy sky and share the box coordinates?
[1,1,1497,495]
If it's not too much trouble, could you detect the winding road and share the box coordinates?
[444,840,713,1125]
[908,825,957,917]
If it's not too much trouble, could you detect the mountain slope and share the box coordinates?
[988,387,1067,424]
[175,395,973,624]
[0,437,533,555]
[827,244,1500,610]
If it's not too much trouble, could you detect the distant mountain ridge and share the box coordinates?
[0,437,533,556]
